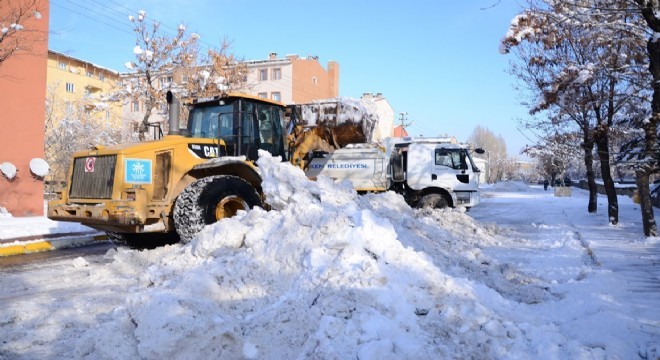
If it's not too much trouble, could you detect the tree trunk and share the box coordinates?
[595,132,618,225]
[636,168,658,236]
[582,138,597,213]
[139,99,153,141]
[638,22,660,237]
[636,1,660,237]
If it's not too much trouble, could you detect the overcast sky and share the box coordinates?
[49,0,533,156]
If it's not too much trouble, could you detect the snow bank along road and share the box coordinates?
[0,154,658,359]
[0,213,101,257]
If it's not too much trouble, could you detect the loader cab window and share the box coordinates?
[256,104,284,154]
[188,103,233,139]
[241,101,285,157]
[435,148,467,170]
[187,97,285,158]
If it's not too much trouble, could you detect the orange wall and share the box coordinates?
[291,58,339,103]
[0,0,49,216]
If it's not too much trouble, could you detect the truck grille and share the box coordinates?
[69,155,117,199]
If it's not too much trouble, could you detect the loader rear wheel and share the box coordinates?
[173,175,262,243]
[106,232,180,250]
[418,193,450,210]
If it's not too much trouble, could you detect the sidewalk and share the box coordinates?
[0,215,104,256]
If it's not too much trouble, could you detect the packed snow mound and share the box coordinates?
[0,206,11,219]
[76,151,598,359]
[295,97,379,144]
[487,180,533,192]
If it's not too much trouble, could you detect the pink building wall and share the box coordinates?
[0,0,49,216]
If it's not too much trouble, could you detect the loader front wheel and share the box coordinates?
[418,193,450,210]
[173,175,262,243]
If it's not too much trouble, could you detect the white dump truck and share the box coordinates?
[306,137,485,209]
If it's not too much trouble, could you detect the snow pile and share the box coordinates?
[487,180,533,192]
[0,206,11,219]
[75,152,600,359]
[296,97,379,144]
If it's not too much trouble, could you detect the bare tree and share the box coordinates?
[178,38,250,99]
[44,84,137,181]
[124,10,199,139]
[501,0,649,224]
[468,125,509,183]
[524,131,583,186]
[629,0,659,236]
[0,0,42,66]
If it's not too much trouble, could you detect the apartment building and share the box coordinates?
[120,52,341,134]
[47,50,122,127]
[247,52,339,104]
[0,0,49,216]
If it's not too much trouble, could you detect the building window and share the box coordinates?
[132,101,139,112]
[181,75,189,83]
[106,110,110,119]
[58,62,66,70]
[312,77,318,85]
[86,71,93,77]
[65,83,75,93]
[258,92,267,99]
[99,73,105,81]
[272,68,281,80]
[259,69,268,81]
[271,92,281,102]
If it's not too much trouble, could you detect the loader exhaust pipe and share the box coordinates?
[166,91,181,135]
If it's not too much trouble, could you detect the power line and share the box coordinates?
[52,0,219,53]
[50,0,132,35]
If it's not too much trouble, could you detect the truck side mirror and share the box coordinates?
[474,148,485,154]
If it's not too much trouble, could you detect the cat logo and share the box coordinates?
[203,146,218,158]
[188,144,219,159]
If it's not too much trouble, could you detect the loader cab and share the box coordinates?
[186,94,286,160]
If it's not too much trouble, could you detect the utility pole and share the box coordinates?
[398,112,412,136]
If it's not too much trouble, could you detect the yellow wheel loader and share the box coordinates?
[48,92,374,247]
[49,92,291,246]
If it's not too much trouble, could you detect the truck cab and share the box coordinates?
[306,137,483,210]
[395,138,482,208]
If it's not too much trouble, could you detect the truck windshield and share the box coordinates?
[435,148,468,170]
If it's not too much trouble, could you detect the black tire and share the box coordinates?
[107,232,180,250]
[173,175,262,243]
[418,193,450,209]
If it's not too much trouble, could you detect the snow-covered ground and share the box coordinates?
[0,153,658,359]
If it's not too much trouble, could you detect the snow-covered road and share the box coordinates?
[0,155,658,359]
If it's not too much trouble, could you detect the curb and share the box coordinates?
[0,233,108,257]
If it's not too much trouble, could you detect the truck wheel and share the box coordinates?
[418,193,449,209]
[173,175,262,243]
[106,232,180,249]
